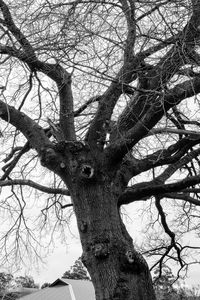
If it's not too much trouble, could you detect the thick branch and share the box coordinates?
[119,175,200,206]
[57,67,76,141]
[0,0,76,142]
[148,128,200,138]
[106,76,200,164]
[138,32,181,61]
[85,1,136,149]
[163,193,200,206]
[0,46,76,141]
[119,0,135,63]
[119,137,200,184]
[155,147,200,184]
[0,100,52,152]
[108,2,200,155]
[119,145,200,204]
[0,0,36,59]
[1,142,30,180]
[0,179,70,196]
[155,197,175,240]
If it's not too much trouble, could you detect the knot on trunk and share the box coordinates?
[79,220,88,233]
[92,242,110,259]
[121,249,148,274]
[40,147,57,166]
[80,164,94,179]
[126,250,135,263]
[39,146,67,173]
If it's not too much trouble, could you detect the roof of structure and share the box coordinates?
[19,278,95,300]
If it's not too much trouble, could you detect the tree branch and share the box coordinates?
[0,179,70,196]
[119,145,200,204]
[0,0,76,141]
[85,0,136,149]
[147,128,200,138]
[0,100,52,153]
[119,0,136,63]
[136,1,170,22]
[119,175,200,206]
[0,47,76,141]
[1,142,30,180]
[155,196,183,267]
[106,76,200,164]
[107,1,200,159]
[155,147,200,184]
[0,0,36,59]
[56,66,76,141]
[74,95,101,117]
[119,136,200,184]
[163,193,200,206]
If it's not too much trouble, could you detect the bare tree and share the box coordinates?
[0,0,200,299]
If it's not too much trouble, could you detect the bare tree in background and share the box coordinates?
[1,0,200,299]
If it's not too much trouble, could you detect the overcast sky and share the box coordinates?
[31,235,200,288]
[25,202,200,289]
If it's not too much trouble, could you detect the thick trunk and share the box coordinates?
[70,180,156,300]
[40,142,156,300]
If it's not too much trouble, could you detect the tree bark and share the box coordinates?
[70,180,156,300]
[40,142,156,300]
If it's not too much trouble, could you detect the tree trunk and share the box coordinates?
[40,142,156,300]
[69,180,156,300]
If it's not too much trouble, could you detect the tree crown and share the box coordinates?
[0,0,200,281]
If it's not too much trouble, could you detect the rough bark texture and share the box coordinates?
[39,142,156,300]
[72,182,156,300]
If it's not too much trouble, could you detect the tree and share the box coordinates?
[153,265,178,300]
[0,272,20,300]
[0,273,38,299]
[15,276,38,289]
[41,283,50,289]
[0,273,13,293]
[62,257,90,280]
[1,0,200,299]
[0,272,15,300]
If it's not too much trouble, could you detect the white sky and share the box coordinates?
[30,229,200,288]
[25,202,200,289]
